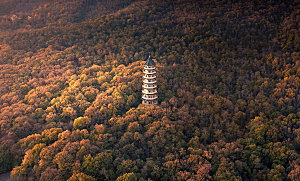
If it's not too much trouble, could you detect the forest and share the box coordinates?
[0,0,299,180]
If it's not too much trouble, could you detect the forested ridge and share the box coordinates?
[0,0,299,180]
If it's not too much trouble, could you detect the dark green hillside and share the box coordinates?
[0,0,138,31]
[0,0,299,180]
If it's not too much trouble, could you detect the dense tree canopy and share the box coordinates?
[0,0,299,180]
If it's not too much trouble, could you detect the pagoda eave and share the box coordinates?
[144,67,155,70]
[143,75,156,79]
[142,85,157,89]
[143,70,156,74]
[142,90,157,94]
[142,96,158,100]
[143,80,157,84]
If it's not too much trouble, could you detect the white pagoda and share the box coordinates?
[142,56,158,105]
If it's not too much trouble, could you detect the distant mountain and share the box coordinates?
[0,0,137,31]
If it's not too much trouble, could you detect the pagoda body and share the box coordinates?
[142,56,158,105]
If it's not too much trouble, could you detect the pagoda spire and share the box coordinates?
[142,56,158,105]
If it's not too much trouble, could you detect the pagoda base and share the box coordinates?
[142,99,158,105]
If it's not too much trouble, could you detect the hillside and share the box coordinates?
[0,0,299,180]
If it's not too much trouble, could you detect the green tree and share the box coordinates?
[67,172,96,181]
[82,152,114,180]
[0,150,12,174]
[73,117,91,130]
[116,173,137,181]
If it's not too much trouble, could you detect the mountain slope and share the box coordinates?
[0,0,299,180]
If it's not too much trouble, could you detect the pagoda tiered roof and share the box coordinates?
[142,56,158,105]
[144,56,156,66]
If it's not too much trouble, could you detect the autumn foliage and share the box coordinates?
[0,0,299,180]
